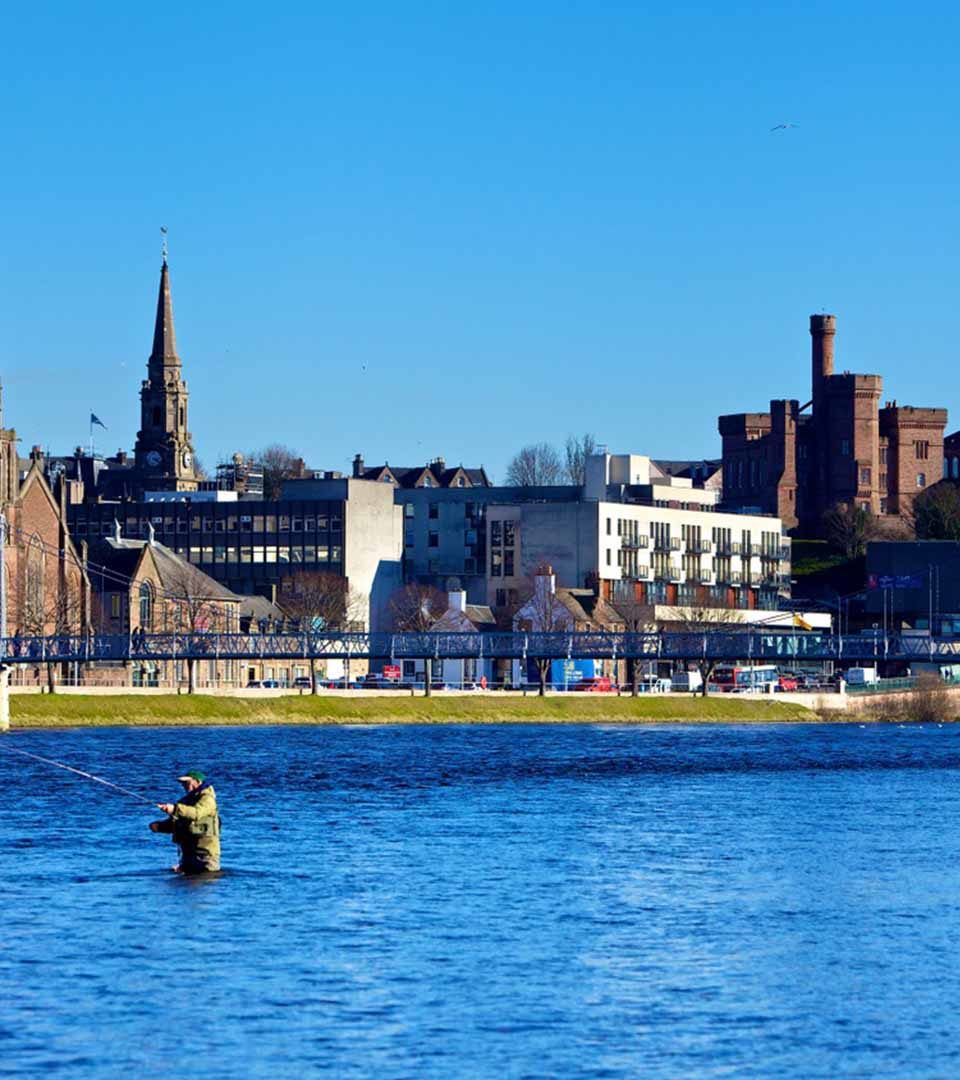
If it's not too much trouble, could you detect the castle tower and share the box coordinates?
[133,255,198,491]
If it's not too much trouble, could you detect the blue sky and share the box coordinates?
[4,2,958,481]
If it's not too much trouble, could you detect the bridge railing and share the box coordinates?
[1,629,959,665]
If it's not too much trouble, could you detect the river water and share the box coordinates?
[2,722,960,1078]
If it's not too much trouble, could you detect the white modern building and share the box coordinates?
[487,452,791,613]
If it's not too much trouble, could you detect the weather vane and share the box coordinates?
[160,225,168,264]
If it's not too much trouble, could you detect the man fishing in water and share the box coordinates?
[151,770,221,874]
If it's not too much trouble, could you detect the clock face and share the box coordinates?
[145,450,162,468]
[182,451,192,469]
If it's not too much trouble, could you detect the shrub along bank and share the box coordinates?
[9,693,819,728]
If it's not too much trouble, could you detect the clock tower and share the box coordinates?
[134,254,198,491]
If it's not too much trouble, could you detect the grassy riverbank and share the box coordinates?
[8,693,819,727]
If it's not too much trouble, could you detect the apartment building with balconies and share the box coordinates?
[487,453,790,612]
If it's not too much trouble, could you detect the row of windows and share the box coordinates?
[74,515,342,536]
[140,545,345,567]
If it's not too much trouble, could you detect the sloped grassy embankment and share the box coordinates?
[9,693,816,728]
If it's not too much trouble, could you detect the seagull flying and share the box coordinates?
[770,122,800,132]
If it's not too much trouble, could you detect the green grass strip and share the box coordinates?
[9,693,817,727]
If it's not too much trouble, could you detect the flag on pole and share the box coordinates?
[90,413,107,430]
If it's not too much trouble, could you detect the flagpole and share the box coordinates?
[89,414,94,458]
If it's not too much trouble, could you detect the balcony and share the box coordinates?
[653,536,682,553]
[687,538,712,554]
[749,543,762,557]
[621,535,650,550]
[731,542,742,555]
[668,565,684,582]
[779,544,791,559]
[729,572,743,586]
[699,571,715,585]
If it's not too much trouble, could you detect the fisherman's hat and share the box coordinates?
[177,770,206,782]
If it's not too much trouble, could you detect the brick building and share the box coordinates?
[719,315,948,532]
[1,427,90,639]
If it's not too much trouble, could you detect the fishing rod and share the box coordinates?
[0,744,157,806]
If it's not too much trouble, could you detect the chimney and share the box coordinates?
[534,563,556,598]
[116,450,128,465]
[146,522,156,546]
[353,453,364,478]
[113,518,122,542]
[810,314,836,404]
[448,589,466,613]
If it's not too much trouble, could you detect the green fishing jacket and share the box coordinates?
[169,784,221,869]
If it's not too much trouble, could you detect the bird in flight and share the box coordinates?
[770,122,800,132]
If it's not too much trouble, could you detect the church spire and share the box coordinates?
[149,257,180,369]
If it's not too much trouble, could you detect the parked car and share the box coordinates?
[247,679,281,689]
[362,673,407,690]
[571,676,615,692]
[293,676,312,689]
[776,673,799,692]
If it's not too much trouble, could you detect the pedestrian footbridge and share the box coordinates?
[2,629,959,665]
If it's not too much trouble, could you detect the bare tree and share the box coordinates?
[668,606,745,697]
[564,433,598,485]
[822,502,879,559]
[389,583,447,696]
[505,443,563,487]
[163,563,235,694]
[514,570,570,696]
[12,538,88,693]
[279,571,363,693]
[248,443,305,499]
[611,587,654,697]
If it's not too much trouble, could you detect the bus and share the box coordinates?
[709,664,782,693]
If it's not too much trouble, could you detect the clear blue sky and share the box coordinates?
[4,2,958,481]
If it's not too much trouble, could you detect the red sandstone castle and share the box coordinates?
[719,315,947,533]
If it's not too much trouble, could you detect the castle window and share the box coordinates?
[915,440,930,460]
[880,447,888,465]
[859,467,872,485]
[917,473,927,488]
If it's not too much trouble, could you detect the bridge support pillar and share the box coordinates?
[0,665,8,733]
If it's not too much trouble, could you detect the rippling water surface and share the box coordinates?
[2,722,960,1078]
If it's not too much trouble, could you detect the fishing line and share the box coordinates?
[0,744,157,805]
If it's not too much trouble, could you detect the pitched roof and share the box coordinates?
[651,459,722,483]
[95,536,235,601]
[430,604,497,633]
[556,588,622,629]
[355,461,491,488]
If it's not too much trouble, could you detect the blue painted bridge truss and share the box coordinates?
[2,630,960,666]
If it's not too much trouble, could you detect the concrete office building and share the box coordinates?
[68,478,402,632]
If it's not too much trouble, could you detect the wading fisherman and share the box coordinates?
[150,770,221,874]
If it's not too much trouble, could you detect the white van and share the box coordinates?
[671,671,703,693]
[845,667,879,686]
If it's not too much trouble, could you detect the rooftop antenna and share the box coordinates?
[160,225,168,265]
